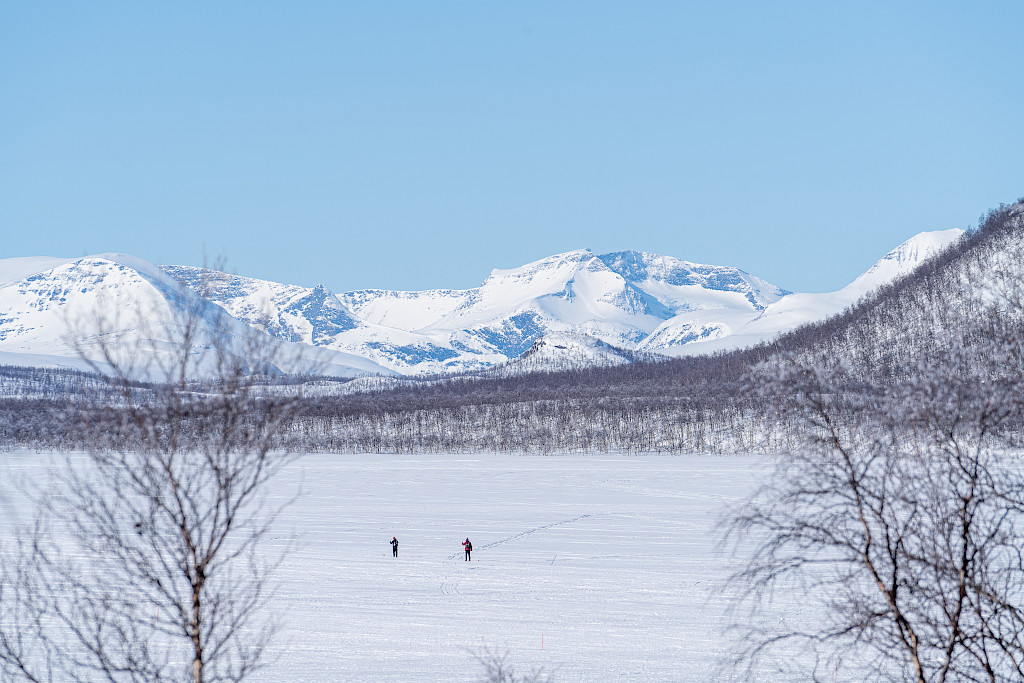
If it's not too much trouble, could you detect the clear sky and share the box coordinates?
[2,2,1022,294]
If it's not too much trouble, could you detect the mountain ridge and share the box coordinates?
[0,232,963,377]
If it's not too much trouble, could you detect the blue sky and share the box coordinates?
[2,2,1022,294]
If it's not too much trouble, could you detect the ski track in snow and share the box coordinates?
[441,513,598,603]
[446,513,597,561]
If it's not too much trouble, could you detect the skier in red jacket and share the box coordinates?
[462,538,472,561]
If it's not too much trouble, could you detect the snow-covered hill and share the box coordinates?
[0,231,963,377]
[484,332,651,377]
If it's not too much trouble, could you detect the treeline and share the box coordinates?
[0,367,284,452]
[0,364,115,399]
[0,346,787,454]
[283,396,798,454]
[0,365,115,450]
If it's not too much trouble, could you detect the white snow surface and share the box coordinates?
[0,350,110,373]
[0,450,818,682]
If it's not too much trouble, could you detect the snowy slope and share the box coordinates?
[341,288,472,330]
[846,228,964,292]
[0,256,79,287]
[425,250,667,350]
[485,331,648,376]
[164,266,502,375]
[411,249,787,353]
[343,249,788,370]
[0,254,192,373]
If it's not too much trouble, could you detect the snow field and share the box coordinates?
[257,453,772,681]
[0,451,807,681]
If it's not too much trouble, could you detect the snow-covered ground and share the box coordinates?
[0,452,809,682]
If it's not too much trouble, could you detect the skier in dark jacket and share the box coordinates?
[390,537,399,557]
[462,538,472,561]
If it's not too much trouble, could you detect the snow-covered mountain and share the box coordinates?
[660,229,965,356]
[0,231,963,377]
[162,249,792,375]
[0,254,394,379]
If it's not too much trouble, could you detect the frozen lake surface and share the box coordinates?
[2,451,781,682]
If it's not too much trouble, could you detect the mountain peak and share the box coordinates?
[846,229,964,294]
[884,229,964,264]
[485,249,595,280]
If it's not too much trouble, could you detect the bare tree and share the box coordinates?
[472,645,553,683]
[0,266,305,682]
[726,329,1024,681]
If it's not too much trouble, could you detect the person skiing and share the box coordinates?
[462,537,472,561]
[390,536,399,557]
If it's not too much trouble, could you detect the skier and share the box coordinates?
[462,537,472,561]
[390,536,399,557]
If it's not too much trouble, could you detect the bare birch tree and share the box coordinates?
[726,327,1024,681]
[0,267,304,682]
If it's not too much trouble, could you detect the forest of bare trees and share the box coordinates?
[727,345,1024,681]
